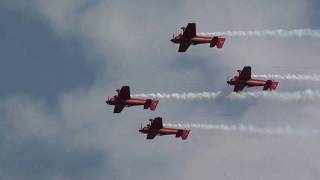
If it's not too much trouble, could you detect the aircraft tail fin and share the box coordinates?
[270,81,279,90]
[210,36,225,48]
[181,130,190,140]
[176,129,190,140]
[216,37,225,48]
[264,80,279,91]
[144,99,159,111]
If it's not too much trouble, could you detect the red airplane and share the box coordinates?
[106,86,158,113]
[170,23,226,52]
[227,66,279,92]
[139,117,190,140]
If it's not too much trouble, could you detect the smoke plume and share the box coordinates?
[134,89,320,102]
[227,89,320,102]
[133,92,222,100]
[164,123,319,136]
[198,29,320,38]
[252,74,320,82]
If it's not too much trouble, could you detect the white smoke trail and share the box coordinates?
[133,91,222,100]
[135,90,320,102]
[227,89,320,102]
[252,74,320,82]
[197,29,320,38]
[164,123,320,136]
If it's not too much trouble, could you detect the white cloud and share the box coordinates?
[1,0,320,179]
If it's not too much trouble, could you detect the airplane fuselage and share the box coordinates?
[106,97,146,107]
[228,78,268,88]
[171,35,212,45]
[139,127,180,136]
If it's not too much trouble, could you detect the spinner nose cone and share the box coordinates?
[106,99,110,105]
[226,80,231,86]
[171,37,178,43]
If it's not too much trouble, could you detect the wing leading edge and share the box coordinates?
[146,133,157,139]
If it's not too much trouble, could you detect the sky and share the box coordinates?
[1,0,320,179]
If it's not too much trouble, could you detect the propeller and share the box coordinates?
[226,77,230,86]
[105,96,110,104]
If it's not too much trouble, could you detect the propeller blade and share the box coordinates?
[226,77,230,86]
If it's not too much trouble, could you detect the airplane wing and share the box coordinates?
[113,105,125,113]
[234,84,246,92]
[178,42,191,52]
[146,133,157,139]
[118,86,130,99]
[238,66,251,80]
[182,23,196,38]
[150,117,163,129]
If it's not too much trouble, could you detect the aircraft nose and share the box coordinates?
[170,38,177,43]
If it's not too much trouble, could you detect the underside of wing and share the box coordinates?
[146,133,157,139]
[234,84,246,92]
[178,42,191,52]
[113,105,125,113]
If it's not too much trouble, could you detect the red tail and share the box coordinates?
[149,100,159,111]
[264,80,279,91]
[181,130,190,140]
[270,81,279,90]
[216,37,225,48]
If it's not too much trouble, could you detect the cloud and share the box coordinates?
[1,0,320,180]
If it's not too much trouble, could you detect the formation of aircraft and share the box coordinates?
[106,23,282,141]
[171,23,226,52]
[139,117,190,140]
[227,66,279,92]
[106,86,158,113]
